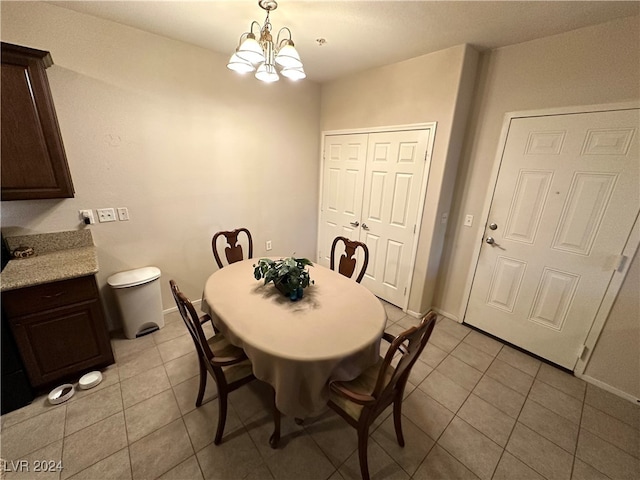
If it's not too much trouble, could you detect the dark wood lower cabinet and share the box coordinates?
[2,275,114,389]
[1,313,34,414]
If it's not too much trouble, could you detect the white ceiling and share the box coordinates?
[48,1,639,83]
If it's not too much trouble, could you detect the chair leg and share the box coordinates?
[214,391,227,445]
[269,390,281,449]
[393,397,405,447]
[357,423,371,480]
[195,358,207,407]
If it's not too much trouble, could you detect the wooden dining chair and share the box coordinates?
[170,280,255,445]
[330,236,369,283]
[327,311,437,480]
[212,227,253,269]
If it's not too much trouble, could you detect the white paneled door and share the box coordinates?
[319,129,432,307]
[319,134,368,265]
[465,109,639,369]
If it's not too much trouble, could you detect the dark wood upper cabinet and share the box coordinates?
[1,42,74,201]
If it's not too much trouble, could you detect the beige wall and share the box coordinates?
[320,44,479,314]
[435,16,640,397]
[0,2,321,329]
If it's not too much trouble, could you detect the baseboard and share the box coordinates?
[431,306,460,323]
[577,374,640,405]
[407,306,462,322]
[162,299,201,315]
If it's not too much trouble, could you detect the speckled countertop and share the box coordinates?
[1,230,98,291]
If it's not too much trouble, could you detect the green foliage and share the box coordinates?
[253,257,314,300]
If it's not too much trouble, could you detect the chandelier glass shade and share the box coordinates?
[227,0,305,82]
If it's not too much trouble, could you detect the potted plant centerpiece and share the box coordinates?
[253,257,314,301]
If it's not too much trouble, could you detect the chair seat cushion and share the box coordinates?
[329,356,395,421]
[207,333,253,383]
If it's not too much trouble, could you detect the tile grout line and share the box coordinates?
[60,410,124,480]
[581,398,640,434]
[118,378,134,480]
[490,351,545,480]
[482,343,514,480]
[569,388,589,480]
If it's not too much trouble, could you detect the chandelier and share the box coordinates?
[227,0,305,82]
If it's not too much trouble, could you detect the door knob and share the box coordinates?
[489,223,498,230]
[362,223,370,231]
[485,236,505,250]
[350,221,360,227]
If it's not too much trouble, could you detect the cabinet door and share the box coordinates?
[9,299,114,388]
[1,42,74,200]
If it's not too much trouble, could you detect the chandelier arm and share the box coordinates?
[235,32,248,50]
[276,27,293,48]
[249,20,262,36]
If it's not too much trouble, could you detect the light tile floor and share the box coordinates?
[1,302,638,480]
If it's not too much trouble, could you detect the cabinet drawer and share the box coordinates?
[2,276,98,317]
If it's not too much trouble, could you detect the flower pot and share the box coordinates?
[254,257,313,301]
[274,279,304,301]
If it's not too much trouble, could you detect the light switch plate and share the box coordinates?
[464,214,474,227]
[117,207,129,221]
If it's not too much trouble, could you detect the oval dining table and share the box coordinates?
[201,258,386,446]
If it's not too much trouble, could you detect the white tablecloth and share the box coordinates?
[202,259,386,418]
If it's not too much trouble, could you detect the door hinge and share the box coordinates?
[413,224,416,234]
[613,255,628,272]
[578,344,588,360]
[403,287,407,296]
[424,150,428,162]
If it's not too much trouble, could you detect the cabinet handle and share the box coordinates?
[42,292,65,299]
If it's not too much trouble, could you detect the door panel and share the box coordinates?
[466,109,639,369]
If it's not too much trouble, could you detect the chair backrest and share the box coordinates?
[373,311,437,400]
[212,228,253,268]
[169,280,215,362]
[330,236,369,283]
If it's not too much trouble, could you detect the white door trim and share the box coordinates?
[322,123,436,136]
[574,213,639,377]
[317,122,437,311]
[459,101,640,373]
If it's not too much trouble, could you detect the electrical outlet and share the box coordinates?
[266,240,272,251]
[97,208,117,223]
[464,214,474,227]
[79,209,95,225]
[117,207,129,221]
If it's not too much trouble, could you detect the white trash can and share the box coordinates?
[107,266,164,339]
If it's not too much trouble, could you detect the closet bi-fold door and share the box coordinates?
[318,134,368,267]
[319,129,430,307]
